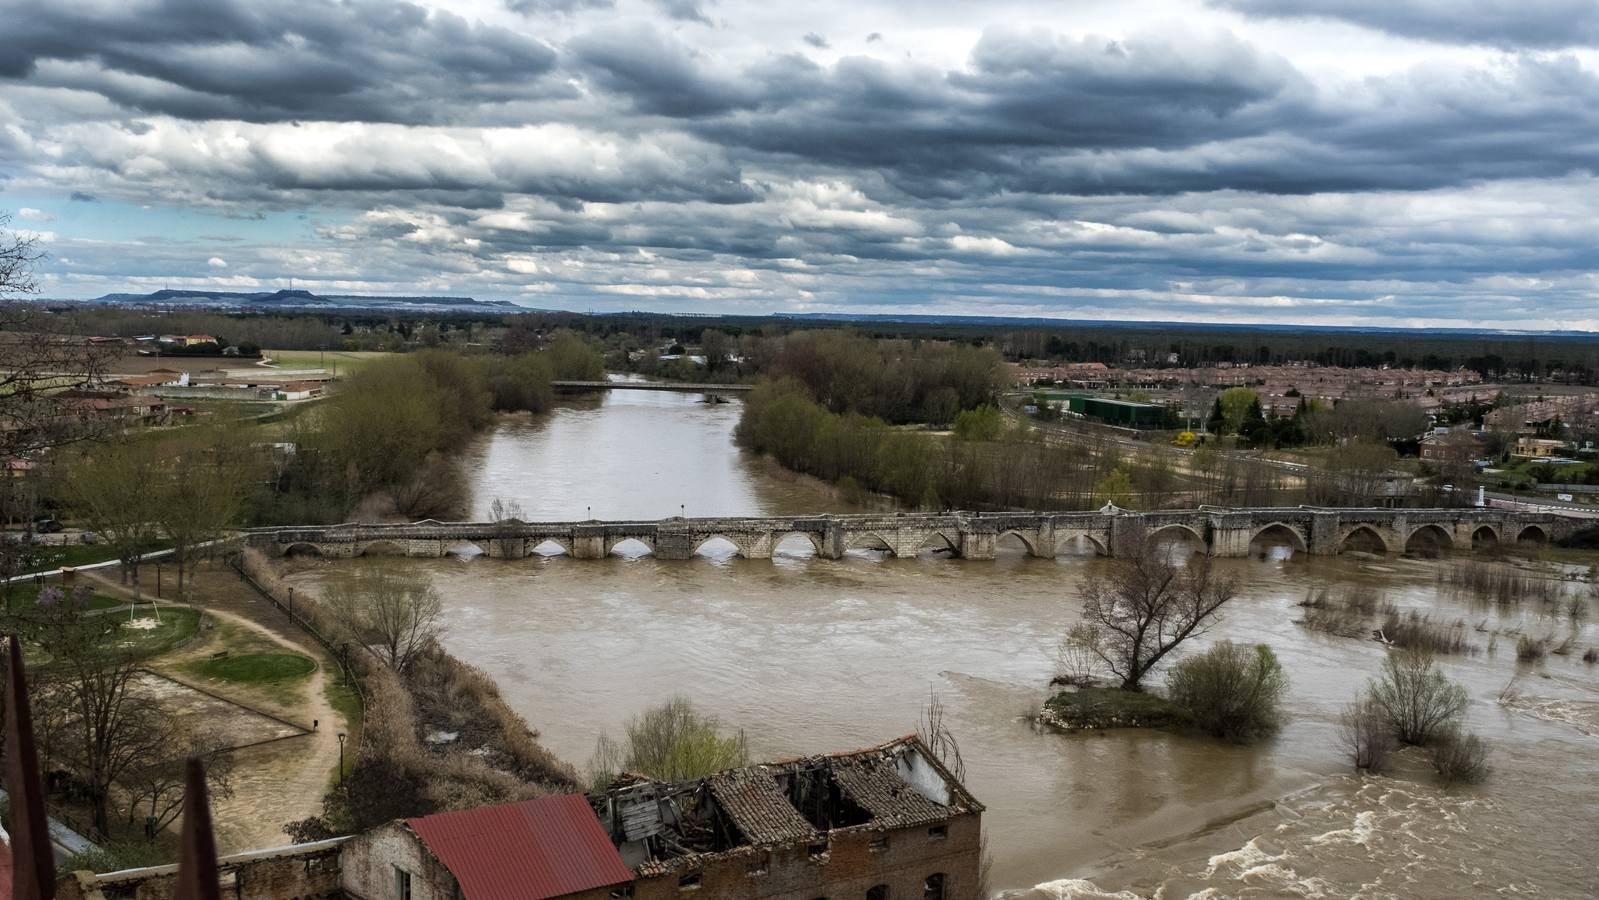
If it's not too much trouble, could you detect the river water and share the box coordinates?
[286,390,1599,898]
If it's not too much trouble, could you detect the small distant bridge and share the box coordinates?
[551,381,754,393]
[245,506,1580,562]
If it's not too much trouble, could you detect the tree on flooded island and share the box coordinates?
[1064,540,1240,691]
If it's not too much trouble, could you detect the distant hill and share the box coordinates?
[84,288,519,313]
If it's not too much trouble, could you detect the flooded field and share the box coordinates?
[285,390,1599,897]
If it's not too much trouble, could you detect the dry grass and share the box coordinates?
[1439,560,1568,608]
[1378,609,1474,655]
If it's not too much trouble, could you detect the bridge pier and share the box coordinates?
[571,527,606,560]
[958,525,996,560]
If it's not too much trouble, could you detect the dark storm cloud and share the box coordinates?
[1211,0,1599,49]
[0,0,559,124]
[803,33,831,49]
[505,0,614,13]
[654,0,715,25]
[69,192,99,202]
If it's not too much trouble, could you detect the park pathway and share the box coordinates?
[81,570,345,851]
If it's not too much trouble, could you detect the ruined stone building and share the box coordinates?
[52,736,983,900]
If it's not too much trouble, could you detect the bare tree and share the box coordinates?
[60,438,165,593]
[1067,543,1240,690]
[325,568,445,672]
[916,689,965,781]
[489,497,525,558]
[1368,647,1468,746]
[154,423,256,596]
[21,587,170,834]
[0,217,120,461]
[120,726,234,835]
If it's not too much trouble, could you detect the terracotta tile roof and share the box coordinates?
[829,754,952,829]
[707,769,819,845]
[408,794,633,900]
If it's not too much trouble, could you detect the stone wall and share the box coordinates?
[60,839,346,900]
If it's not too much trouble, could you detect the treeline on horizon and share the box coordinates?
[732,337,1312,512]
[45,305,1599,383]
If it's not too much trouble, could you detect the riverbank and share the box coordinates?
[239,549,580,837]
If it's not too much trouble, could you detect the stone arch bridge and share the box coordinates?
[244,506,1580,561]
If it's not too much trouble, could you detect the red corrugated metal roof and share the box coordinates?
[407,794,633,900]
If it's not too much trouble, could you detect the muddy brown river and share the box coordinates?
[286,390,1599,898]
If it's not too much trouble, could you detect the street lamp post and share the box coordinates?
[337,732,347,785]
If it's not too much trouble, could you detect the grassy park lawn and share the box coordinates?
[186,651,316,685]
[263,349,390,376]
[2,582,123,611]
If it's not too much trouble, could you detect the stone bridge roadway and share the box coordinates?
[245,506,1581,561]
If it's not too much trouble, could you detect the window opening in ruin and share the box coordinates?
[927,825,948,840]
[679,873,703,892]
[395,867,412,900]
[869,835,889,852]
[867,884,890,900]
[924,873,946,900]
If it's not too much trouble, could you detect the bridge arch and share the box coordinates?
[1249,522,1307,554]
[692,534,746,559]
[282,542,323,558]
[1337,525,1390,555]
[917,531,959,554]
[1147,523,1206,551]
[606,537,656,558]
[996,530,1040,555]
[530,538,571,556]
[1404,523,1454,557]
[1471,525,1500,550]
[1053,533,1110,557]
[845,532,897,555]
[1516,524,1550,546]
[773,531,823,557]
[357,540,407,557]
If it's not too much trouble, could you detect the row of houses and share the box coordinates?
[56,736,983,900]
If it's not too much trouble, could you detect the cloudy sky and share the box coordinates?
[3,0,1599,327]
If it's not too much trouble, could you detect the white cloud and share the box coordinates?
[207,256,228,268]
[16,207,54,221]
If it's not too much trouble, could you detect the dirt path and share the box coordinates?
[81,571,346,851]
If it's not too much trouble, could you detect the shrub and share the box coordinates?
[1584,648,1597,664]
[1338,694,1397,773]
[1166,641,1288,742]
[588,696,748,788]
[1516,635,1548,662]
[1369,648,1468,746]
[1429,730,1491,785]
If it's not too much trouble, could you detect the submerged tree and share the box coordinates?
[1066,542,1240,690]
[1166,641,1288,742]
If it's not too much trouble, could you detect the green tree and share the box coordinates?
[1094,466,1135,507]
[588,696,748,788]
[1217,388,1259,433]
[952,404,1005,441]
[1205,397,1227,435]
[1166,641,1288,742]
